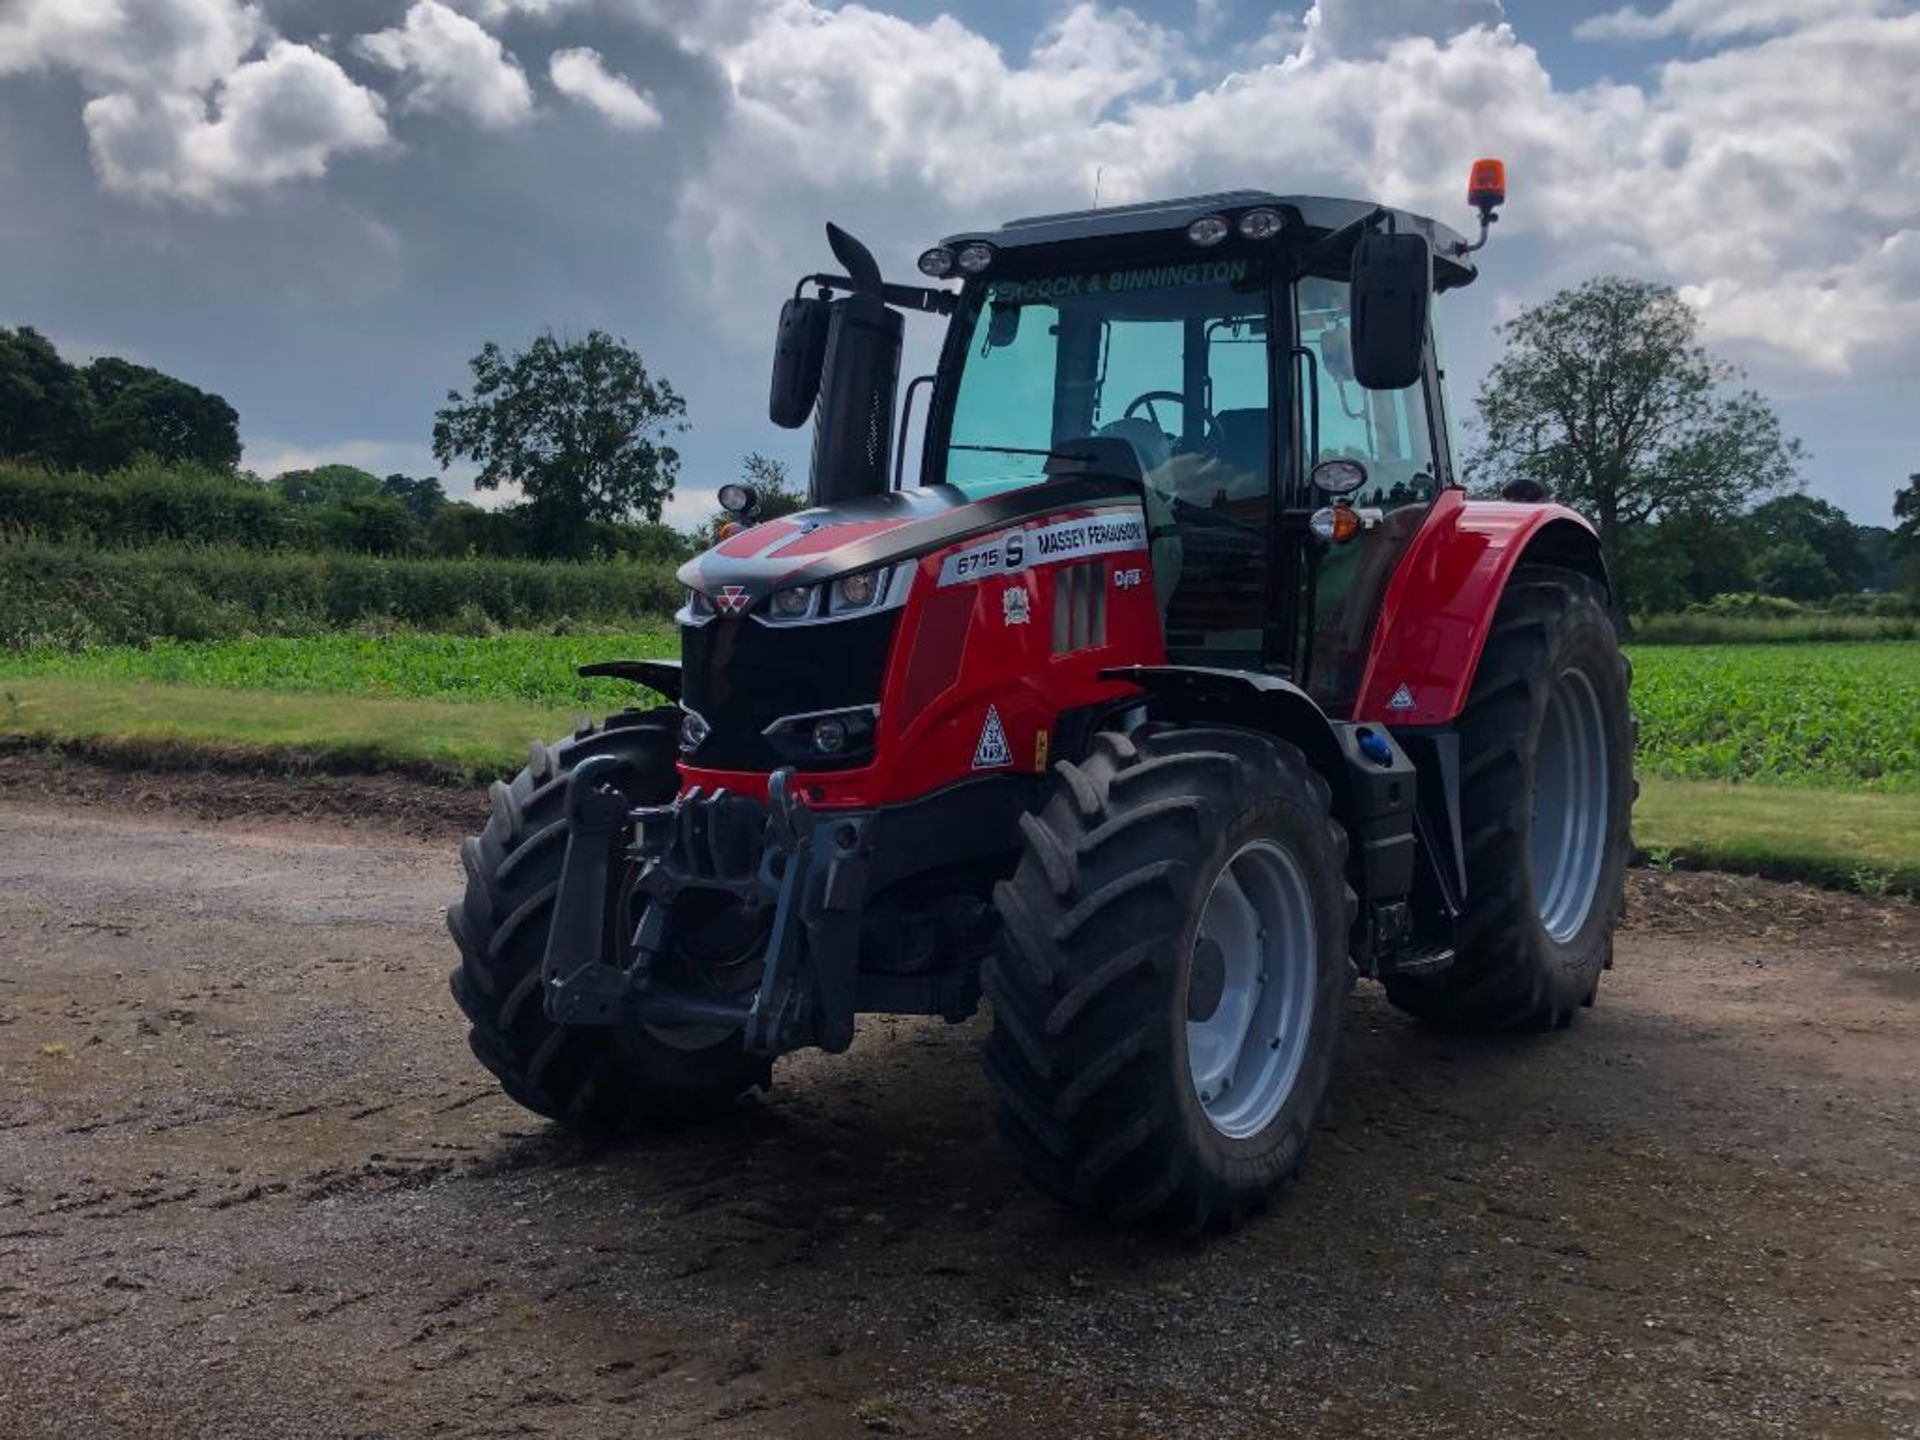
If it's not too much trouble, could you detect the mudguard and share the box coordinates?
[1353,490,1607,726]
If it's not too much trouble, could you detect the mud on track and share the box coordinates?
[1,767,1916,1438]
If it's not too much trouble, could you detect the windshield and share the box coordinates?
[942,257,1274,504]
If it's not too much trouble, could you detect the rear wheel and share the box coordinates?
[1384,565,1632,1030]
[447,710,768,1129]
[983,726,1354,1228]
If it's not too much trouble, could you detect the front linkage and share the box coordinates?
[539,755,869,1056]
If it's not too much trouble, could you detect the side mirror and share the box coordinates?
[769,296,831,428]
[1349,231,1430,391]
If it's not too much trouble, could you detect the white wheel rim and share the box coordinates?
[1531,665,1610,943]
[1185,840,1319,1141]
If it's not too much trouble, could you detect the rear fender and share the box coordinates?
[1353,491,1606,726]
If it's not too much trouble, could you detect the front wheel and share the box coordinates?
[446,710,769,1129]
[982,726,1354,1229]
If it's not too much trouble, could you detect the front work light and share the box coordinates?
[1186,214,1230,247]
[1237,207,1286,240]
[918,246,955,278]
[956,242,996,274]
[717,482,757,515]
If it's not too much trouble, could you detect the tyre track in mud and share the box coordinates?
[0,784,1916,1439]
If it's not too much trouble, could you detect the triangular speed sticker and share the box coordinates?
[1387,683,1417,711]
[972,705,1013,769]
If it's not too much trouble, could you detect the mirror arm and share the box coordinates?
[794,272,958,316]
[892,374,934,490]
[1293,206,1389,276]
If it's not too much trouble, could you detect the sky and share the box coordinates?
[0,0,1915,528]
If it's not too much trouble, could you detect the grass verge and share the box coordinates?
[3,676,1915,897]
[1633,777,1919,897]
[0,678,563,784]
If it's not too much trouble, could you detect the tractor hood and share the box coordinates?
[678,474,1142,614]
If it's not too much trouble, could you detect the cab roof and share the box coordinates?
[943,191,1479,290]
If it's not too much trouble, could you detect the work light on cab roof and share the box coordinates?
[447,154,1632,1234]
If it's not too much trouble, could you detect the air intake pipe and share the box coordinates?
[808,224,903,508]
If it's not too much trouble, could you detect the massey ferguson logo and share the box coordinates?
[713,585,750,616]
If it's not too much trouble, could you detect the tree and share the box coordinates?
[272,464,383,507]
[81,357,240,471]
[1894,474,1920,597]
[432,330,686,559]
[1751,539,1837,601]
[1472,276,1802,612]
[0,326,93,466]
[1747,494,1864,594]
[380,471,449,522]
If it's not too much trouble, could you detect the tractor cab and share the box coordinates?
[751,192,1482,714]
[919,194,1478,709]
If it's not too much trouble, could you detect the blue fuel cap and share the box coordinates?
[1355,727,1394,766]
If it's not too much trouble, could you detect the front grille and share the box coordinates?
[679,608,899,771]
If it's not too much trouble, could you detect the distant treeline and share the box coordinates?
[0,538,681,648]
[0,459,694,563]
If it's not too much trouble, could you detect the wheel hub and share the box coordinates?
[1184,840,1318,1140]
[1530,665,1610,943]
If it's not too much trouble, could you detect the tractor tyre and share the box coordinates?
[982,726,1355,1228]
[447,708,769,1129]
[1384,565,1633,1031]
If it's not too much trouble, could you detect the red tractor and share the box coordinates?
[448,163,1633,1227]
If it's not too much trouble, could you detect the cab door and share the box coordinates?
[1292,274,1446,714]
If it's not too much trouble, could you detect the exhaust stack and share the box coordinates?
[808,224,903,508]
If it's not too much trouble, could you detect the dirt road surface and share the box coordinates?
[2,774,1917,1438]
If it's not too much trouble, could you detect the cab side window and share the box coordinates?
[1296,276,1437,507]
[1295,275,1440,710]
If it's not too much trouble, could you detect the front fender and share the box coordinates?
[1353,491,1605,726]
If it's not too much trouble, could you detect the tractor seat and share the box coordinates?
[1210,408,1268,494]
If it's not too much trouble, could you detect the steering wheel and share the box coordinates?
[1122,391,1219,449]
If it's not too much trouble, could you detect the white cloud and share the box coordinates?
[83,41,388,206]
[1302,0,1505,57]
[548,47,662,130]
[356,0,535,130]
[0,0,261,92]
[1576,0,1892,43]
[668,1,1919,376]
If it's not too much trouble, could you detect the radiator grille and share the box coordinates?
[1052,562,1108,655]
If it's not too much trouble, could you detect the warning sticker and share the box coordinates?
[1387,683,1417,711]
[938,510,1147,588]
[973,705,1013,769]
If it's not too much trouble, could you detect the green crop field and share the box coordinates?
[1629,642,1920,790]
[3,634,1917,891]
[7,634,1916,788]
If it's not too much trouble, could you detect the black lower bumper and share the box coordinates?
[540,761,1025,1057]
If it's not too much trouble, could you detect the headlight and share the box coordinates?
[832,571,880,610]
[771,586,814,618]
[956,242,996,273]
[677,588,715,626]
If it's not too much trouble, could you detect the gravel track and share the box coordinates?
[1,763,1916,1438]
